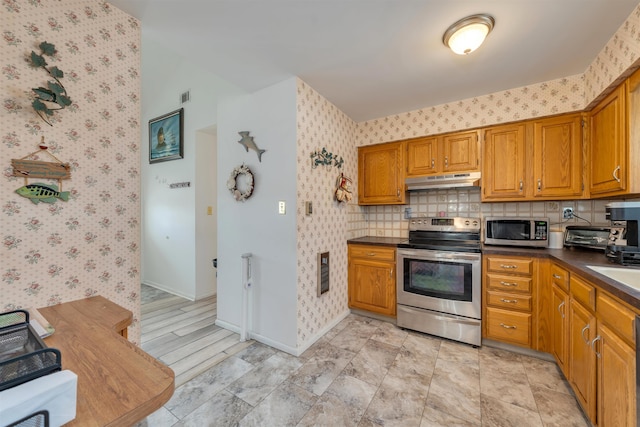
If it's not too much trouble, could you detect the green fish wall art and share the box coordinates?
[15,182,69,204]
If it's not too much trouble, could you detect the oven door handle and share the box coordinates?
[397,249,480,262]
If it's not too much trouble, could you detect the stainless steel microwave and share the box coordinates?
[484,217,550,247]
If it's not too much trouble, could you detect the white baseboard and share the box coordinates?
[142,281,195,301]
[215,308,351,357]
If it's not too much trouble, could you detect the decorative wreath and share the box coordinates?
[227,164,254,201]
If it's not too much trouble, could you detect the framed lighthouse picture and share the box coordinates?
[149,108,184,164]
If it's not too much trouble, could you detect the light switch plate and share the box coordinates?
[278,201,286,214]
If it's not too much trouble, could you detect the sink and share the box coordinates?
[586,265,640,291]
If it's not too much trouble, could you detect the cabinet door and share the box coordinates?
[482,123,527,200]
[597,323,636,427]
[442,130,480,173]
[569,300,596,424]
[406,136,439,176]
[348,257,396,316]
[533,114,583,198]
[551,284,569,377]
[589,85,626,196]
[358,142,405,205]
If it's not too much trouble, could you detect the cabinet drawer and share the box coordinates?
[486,307,532,347]
[597,293,636,345]
[570,275,595,311]
[486,274,532,294]
[551,264,570,292]
[486,257,533,276]
[487,290,532,312]
[348,245,395,262]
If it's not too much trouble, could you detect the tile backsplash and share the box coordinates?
[364,189,640,238]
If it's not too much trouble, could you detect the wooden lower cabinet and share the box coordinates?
[483,255,536,348]
[486,260,638,426]
[596,323,636,427]
[551,283,569,377]
[347,244,396,316]
[568,298,597,424]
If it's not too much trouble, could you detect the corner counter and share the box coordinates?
[39,296,174,426]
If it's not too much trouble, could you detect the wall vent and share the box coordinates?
[180,90,191,104]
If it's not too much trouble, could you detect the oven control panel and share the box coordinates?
[408,216,480,232]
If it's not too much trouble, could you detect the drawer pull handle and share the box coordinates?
[519,180,523,191]
[500,264,517,269]
[537,179,541,191]
[591,335,602,358]
[499,281,517,287]
[557,301,565,319]
[431,158,435,168]
[444,156,449,168]
[581,324,590,344]
[499,323,517,329]
[500,298,518,304]
[367,253,376,257]
[552,274,562,279]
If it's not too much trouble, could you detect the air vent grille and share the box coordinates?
[180,90,190,104]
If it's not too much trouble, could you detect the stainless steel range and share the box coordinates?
[397,216,481,346]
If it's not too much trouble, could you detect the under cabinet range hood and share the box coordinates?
[405,172,481,191]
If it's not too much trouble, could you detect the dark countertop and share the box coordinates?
[348,237,640,310]
[348,236,408,246]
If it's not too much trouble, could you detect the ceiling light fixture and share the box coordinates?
[443,14,495,55]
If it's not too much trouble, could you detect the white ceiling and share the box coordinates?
[108,0,640,122]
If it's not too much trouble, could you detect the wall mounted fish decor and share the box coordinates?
[16,182,69,204]
[238,131,266,162]
[11,137,72,205]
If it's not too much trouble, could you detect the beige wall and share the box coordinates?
[1,1,142,342]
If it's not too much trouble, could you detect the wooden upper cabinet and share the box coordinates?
[532,114,583,198]
[406,136,438,176]
[442,130,480,173]
[358,141,405,205]
[406,130,479,177]
[482,123,527,200]
[589,84,627,196]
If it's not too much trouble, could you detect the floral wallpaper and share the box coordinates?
[295,79,359,345]
[585,3,640,108]
[1,1,142,342]
[356,74,585,146]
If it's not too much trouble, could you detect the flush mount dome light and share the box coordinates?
[443,14,495,55]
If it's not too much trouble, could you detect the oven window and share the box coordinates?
[403,258,472,301]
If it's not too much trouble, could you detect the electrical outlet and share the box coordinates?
[563,207,574,219]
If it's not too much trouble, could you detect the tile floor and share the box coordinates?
[137,313,589,426]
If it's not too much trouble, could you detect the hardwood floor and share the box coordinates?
[140,284,251,387]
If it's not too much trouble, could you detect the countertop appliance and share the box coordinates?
[606,202,640,265]
[484,217,549,248]
[397,216,481,346]
[563,225,611,251]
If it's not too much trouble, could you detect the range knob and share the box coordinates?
[465,220,470,225]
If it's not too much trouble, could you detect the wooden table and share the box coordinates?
[39,296,175,427]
